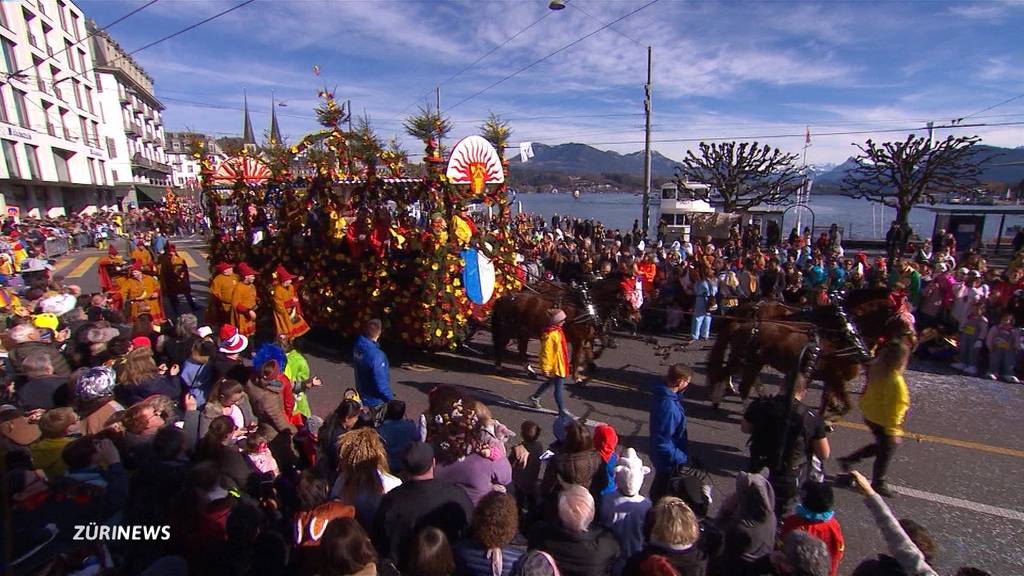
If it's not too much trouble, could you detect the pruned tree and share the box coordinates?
[676,141,804,213]
[841,134,986,226]
[480,112,512,157]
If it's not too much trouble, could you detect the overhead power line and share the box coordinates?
[956,93,1024,123]
[54,0,256,88]
[8,0,160,81]
[446,0,661,112]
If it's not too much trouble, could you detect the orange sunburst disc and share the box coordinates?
[445,135,504,196]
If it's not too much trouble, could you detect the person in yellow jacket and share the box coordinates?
[122,261,164,323]
[231,262,259,337]
[271,265,310,339]
[130,236,155,274]
[838,342,910,497]
[206,262,238,327]
[529,308,573,417]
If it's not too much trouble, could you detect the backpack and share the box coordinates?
[667,459,712,518]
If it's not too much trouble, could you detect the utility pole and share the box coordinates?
[435,85,443,155]
[641,46,653,239]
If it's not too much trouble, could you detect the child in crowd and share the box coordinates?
[985,312,1021,383]
[475,401,515,461]
[599,447,652,572]
[377,399,418,473]
[952,301,989,375]
[780,481,845,576]
[592,423,619,496]
[244,430,280,479]
[511,420,544,523]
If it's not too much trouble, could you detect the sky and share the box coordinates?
[79,0,1024,166]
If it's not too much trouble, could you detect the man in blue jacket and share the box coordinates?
[649,363,692,500]
[353,319,393,408]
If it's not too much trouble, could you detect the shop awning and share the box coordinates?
[134,184,167,203]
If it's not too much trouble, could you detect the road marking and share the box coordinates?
[585,377,640,392]
[892,485,1024,521]
[489,375,529,387]
[833,420,1024,459]
[66,256,99,278]
[402,363,434,372]
[198,251,209,259]
[180,251,207,281]
[51,259,74,273]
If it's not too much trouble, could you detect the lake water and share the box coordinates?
[515,192,1024,241]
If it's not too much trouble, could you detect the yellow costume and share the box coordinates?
[130,246,155,272]
[231,281,258,337]
[273,283,310,339]
[207,271,238,327]
[123,274,164,322]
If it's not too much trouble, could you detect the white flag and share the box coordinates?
[519,142,535,163]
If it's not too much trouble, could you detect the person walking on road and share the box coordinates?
[839,342,911,497]
[649,363,693,501]
[529,308,572,416]
[353,319,393,409]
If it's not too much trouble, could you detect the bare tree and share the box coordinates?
[676,141,804,213]
[841,134,986,226]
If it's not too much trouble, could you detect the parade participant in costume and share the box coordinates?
[97,245,127,313]
[452,206,478,247]
[422,213,449,250]
[231,263,259,338]
[207,262,238,327]
[159,244,197,315]
[130,236,155,274]
[123,262,164,323]
[272,265,310,339]
[529,308,572,416]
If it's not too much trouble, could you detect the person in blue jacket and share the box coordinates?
[352,319,392,408]
[649,363,692,501]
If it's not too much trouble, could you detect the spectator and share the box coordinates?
[780,481,844,576]
[952,302,988,375]
[373,442,473,566]
[15,352,68,410]
[540,419,606,501]
[453,492,527,576]
[30,407,79,478]
[114,347,182,407]
[599,447,652,571]
[320,517,394,576]
[377,399,418,473]
[593,424,619,496]
[406,526,456,576]
[624,497,705,576]
[510,420,544,522]
[650,364,693,501]
[330,427,402,529]
[529,484,620,576]
[710,471,775,575]
[771,531,831,576]
[984,312,1021,383]
[8,323,71,377]
[71,366,123,436]
[318,398,363,484]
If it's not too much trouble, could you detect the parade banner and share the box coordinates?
[461,247,495,305]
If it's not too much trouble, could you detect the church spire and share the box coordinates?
[270,93,282,144]
[242,90,256,145]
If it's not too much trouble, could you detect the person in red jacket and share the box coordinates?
[780,481,845,576]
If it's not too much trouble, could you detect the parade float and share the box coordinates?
[196,88,522,350]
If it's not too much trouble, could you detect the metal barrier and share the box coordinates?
[44,237,69,258]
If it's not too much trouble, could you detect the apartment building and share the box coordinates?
[88,19,170,208]
[0,0,116,218]
[165,130,225,194]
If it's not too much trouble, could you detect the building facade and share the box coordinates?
[0,0,116,218]
[88,18,169,208]
[165,131,225,195]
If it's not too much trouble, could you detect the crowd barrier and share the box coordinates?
[44,237,70,258]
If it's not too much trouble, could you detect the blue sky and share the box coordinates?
[80,0,1024,164]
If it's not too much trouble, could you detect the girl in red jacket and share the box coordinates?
[780,481,845,576]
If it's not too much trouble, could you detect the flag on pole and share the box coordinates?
[519,142,535,163]
[805,126,812,147]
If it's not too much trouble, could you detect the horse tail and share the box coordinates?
[706,325,731,386]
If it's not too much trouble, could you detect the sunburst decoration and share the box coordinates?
[446,135,504,196]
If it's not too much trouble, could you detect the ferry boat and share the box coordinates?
[658,181,714,241]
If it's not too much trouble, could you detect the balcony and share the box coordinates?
[132,153,172,175]
[119,90,130,104]
[124,122,141,137]
[27,33,39,49]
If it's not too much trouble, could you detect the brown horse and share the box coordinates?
[708,289,912,416]
[491,277,638,382]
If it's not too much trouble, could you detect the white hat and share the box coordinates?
[197,326,214,339]
[38,294,77,316]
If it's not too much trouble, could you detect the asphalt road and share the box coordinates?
[57,241,1024,576]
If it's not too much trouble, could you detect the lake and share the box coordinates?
[514,192,1024,241]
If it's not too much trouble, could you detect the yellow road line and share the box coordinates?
[66,256,99,279]
[51,259,74,273]
[833,420,1024,459]
[489,375,529,387]
[180,252,207,281]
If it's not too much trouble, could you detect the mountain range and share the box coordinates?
[507,142,1024,192]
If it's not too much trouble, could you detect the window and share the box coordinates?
[91,121,98,144]
[79,116,87,143]
[64,41,75,71]
[0,3,9,31]
[51,149,71,182]
[112,169,118,182]
[25,145,41,179]
[84,87,94,113]
[1,38,17,73]
[0,89,7,124]
[42,101,54,135]
[12,89,29,128]
[72,79,81,108]
[98,160,107,185]
[106,136,116,158]
[3,140,21,178]
[57,1,66,31]
[70,13,81,41]
[87,158,96,184]
[77,50,85,74]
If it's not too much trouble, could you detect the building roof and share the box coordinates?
[270,97,282,144]
[242,94,256,145]
[921,203,1024,215]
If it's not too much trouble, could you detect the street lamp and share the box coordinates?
[549,0,566,10]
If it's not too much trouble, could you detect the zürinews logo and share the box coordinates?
[74,524,171,541]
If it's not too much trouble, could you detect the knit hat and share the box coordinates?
[613,447,650,498]
[547,308,566,325]
[593,424,618,463]
[74,366,117,402]
[801,480,834,514]
[131,336,152,349]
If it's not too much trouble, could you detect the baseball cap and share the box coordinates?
[403,441,435,476]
